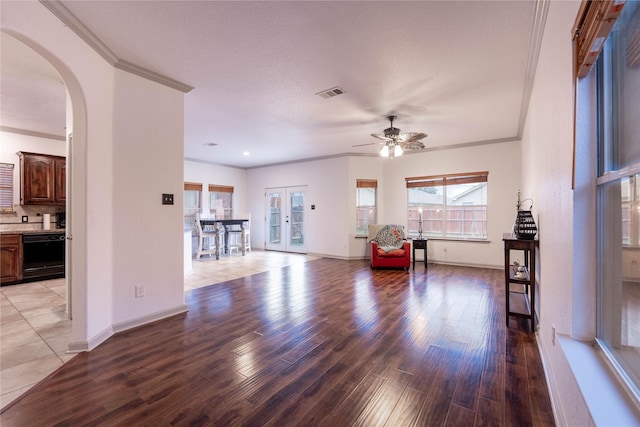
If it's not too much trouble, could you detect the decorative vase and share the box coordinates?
[514,209,537,240]
[512,190,537,240]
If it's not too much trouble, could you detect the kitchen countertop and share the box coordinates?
[1,229,65,235]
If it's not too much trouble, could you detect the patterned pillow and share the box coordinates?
[372,224,405,251]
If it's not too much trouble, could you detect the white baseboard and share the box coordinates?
[66,304,189,353]
[112,304,189,334]
[67,324,113,353]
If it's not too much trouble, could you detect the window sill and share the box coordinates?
[557,335,640,426]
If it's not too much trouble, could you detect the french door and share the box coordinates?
[265,186,307,253]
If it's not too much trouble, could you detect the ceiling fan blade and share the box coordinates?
[371,133,392,141]
[401,141,426,150]
[400,132,428,143]
[352,142,377,147]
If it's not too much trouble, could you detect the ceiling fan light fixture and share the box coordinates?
[370,115,427,157]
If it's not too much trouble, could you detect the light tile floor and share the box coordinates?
[0,250,317,410]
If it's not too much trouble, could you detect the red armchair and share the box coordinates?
[368,224,411,270]
[371,241,411,270]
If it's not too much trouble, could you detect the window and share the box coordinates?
[184,182,202,232]
[0,163,14,213]
[356,179,377,236]
[209,185,233,220]
[406,171,488,239]
[596,1,640,400]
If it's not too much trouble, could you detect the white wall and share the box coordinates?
[2,1,186,349]
[111,69,185,325]
[246,157,350,258]
[384,142,521,268]
[242,145,518,268]
[521,1,594,425]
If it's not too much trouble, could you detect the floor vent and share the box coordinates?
[316,86,345,99]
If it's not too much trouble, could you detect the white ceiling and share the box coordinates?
[1,1,540,168]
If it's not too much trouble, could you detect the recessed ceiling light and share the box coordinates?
[242,151,250,156]
[203,142,218,147]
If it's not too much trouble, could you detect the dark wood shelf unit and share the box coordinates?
[503,233,538,332]
[412,238,428,270]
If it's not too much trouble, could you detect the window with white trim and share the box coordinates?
[595,0,640,400]
[209,184,233,220]
[0,163,14,213]
[184,182,202,232]
[406,172,488,240]
[356,179,377,236]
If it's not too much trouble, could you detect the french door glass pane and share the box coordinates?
[269,193,281,245]
[290,191,304,246]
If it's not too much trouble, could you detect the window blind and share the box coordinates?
[208,185,233,193]
[405,171,488,188]
[184,182,202,191]
[0,163,14,212]
[356,179,377,189]
[573,0,626,79]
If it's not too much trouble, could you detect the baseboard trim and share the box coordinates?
[66,305,189,353]
[427,260,502,270]
[67,324,114,353]
[536,331,562,426]
[112,304,189,334]
[305,254,502,270]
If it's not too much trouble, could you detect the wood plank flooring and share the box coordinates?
[0,258,555,426]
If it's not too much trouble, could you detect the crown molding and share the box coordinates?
[518,0,550,138]
[0,126,66,141]
[114,59,194,93]
[39,0,193,93]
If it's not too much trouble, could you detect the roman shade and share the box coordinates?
[573,0,626,79]
[405,171,488,188]
[208,185,233,193]
[356,179,377,189]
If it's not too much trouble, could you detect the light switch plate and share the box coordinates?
[162,193,174,205]
[21,215,28,223]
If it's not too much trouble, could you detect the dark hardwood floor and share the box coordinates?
[0,258,554,426]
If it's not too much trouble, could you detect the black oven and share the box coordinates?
[22,233,65,281]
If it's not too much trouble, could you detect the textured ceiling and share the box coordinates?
[1,1,539,168]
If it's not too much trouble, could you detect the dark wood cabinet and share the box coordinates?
[1,234,23,284]
[18,152,66,206]
[54,158,66,204]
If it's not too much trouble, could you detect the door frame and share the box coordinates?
[265,186,307,254]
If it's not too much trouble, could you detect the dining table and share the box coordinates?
[199,218,249,260]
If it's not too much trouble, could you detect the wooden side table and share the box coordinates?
[412,239,428,270]
[503,233,538,331]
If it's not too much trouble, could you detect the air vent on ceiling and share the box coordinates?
[316,86,345,99]
[203,142,218,147]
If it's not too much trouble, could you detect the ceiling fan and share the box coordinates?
[354,115,427,158]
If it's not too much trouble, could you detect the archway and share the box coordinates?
[2,29,88,349]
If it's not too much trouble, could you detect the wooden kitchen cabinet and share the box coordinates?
[17,152,66,206]
[1,234,23,284]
